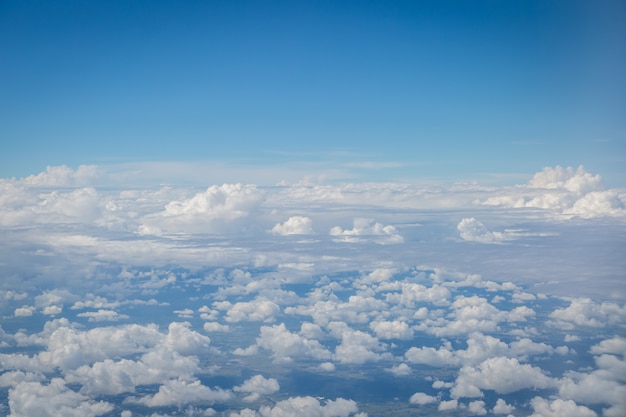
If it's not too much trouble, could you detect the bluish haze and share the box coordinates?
[1,2,625,417]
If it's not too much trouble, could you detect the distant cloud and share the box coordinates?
[271,216,314,235]
[483,165,626,218]
[330,218,403,244]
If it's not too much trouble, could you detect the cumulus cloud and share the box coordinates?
[451,356,553,398]
[330,218,403,244]
[215,299,280,323]
[483,166,626,218]
[271,216,314,235]
[229,396,365,417]
[549,298,626,329]
[130,378,231,407]
[140,183,263,234]
[457,218,512,244]
[409,392,437,405]
[529,397,597,417]
[493,398,516,414]
[251,323,332,363]
[8,378,113,417]
[76,309,128,322]
[234,375,280,402]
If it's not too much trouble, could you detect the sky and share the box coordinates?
[1,0,625,185]
[1,2,626,417]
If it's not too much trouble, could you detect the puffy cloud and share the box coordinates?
[369,320,414,340]
[428,296,506,336]
[457,218,511,244]
[329,321,388,364]
[21,165,98,187]
[492,398,516,414]
[387,363,412,376]
[483,166,626,218]
[405,344,459,367]
[382,282,451,308]
[164,322,212,355]
[216,299,280,323]
[468,400,487,415]
[131,378,231,407]
[590,336,626,357]
[529,397,597,417]
[230,396,364,417]
[330,218,403,244]
[253,323,332,363]
[14,306,35,317]
[438,399,458,411]
[140,183,263,234]
[549,298,626,329]
[409,392,437,405]
[286,295,388,326]
[271,216,314,235]
[234,375,280,402]
[451,356,553,398]
[203,322,230,332]
[76,309,128,322]
[8,378,113,417]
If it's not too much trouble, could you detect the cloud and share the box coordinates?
[140,183,264,234]
[271,216,314,235]
[229,396,365,417]
[130,378,231,407]
[21,165,98,187]
[234,375,280,402]
[76,309,128,322]
[483,166,626,218]
[8,378,113,417]
[252,323,332,363]
[330,218,403,244]
[529,397,597,417]
[457,218,512,244]
[451,356,553,398]
[492,398,516,414]
[409,392,437,405]
[549,298,626,329]
[215,299,280,323]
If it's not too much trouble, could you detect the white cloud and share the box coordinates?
[549,298,626,329]
[438,399,458,411]
[468,400,487,415]
[216,299,280,323]
[451,356,553,398]
[254,323,332,363]
[131,378,231,407]
[14,306,35,317]
[329,321,388,364]
[140,183,264,234]
[234,375,280,402]
[529,397,597,417]
[457,218,511,244]
[229,396,364,417]
[483,166,626,218]
[203,322,230,332]
[405,344,459,367]
[387,363,412,376]
[76,309,128,322]
[330,218,403,244]
[8,378,113,417]
[369,320,414,340]
[271,216,314,235]
[492,398,516,414]
[409,392,437,405]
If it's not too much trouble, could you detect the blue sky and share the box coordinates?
[1,0,625,184]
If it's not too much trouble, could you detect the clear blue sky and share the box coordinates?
[1,0,625,184]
